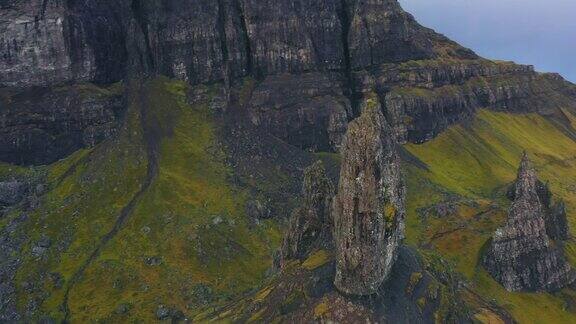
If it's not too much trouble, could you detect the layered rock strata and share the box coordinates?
[482,153,575,292]
[332,95,406,295]
[280,161,334,267]
[0,84,123,165]
[1,0,575,166]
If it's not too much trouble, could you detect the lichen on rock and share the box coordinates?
[332,94,406,295]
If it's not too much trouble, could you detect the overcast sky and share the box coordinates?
[399,0,576,82]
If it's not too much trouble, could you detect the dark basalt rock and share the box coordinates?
[241,0,345,76]
[332,94,406,295]
[247,73,351,152]
[0,84,123,165]
[280,161,334,267]
[482,153,575,292]
[0,180,26,207]
[1,0,575,164]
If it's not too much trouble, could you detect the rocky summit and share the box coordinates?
[333,94,406,295]
[1,0,576,322]
[482,153,576,292]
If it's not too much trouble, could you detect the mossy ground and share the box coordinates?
[405,109,576,323]
[3,75,576,323]
[6,78,281,322]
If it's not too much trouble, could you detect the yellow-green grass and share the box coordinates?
[14,82,149,320]
[405,109,576,323]
[63,78,281,322]
[7,78,282,322]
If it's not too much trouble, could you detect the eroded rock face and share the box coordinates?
[248,73,352,152]
[1,0,576,165]
[482,153,575,292]
[280,161,334,267]
[0,84,123,165]
[333,94,406,295]
[506,161,570,242]
[0,0,128,88]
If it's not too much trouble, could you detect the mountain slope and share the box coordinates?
[1,0,576,323]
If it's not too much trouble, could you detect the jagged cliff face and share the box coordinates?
[7,0,574,165]
[1,0,576,322]
[332,95,405,295]
[482,154,575,292]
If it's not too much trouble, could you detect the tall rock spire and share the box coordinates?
[482,153,575,291]
[332,94,406,295]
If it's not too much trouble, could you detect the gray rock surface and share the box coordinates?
[0,84,123,165]
[1,0,575,164]
[482,153,576,292]
[546,201,570,241]
[280,161,334,267]
[333,94,406,295]
[248,73,352,151]
[0,181,26,207]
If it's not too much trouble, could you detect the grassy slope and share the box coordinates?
[405,109,576,324]
[5,78,281,322]
[66,79,281,322]
[3,77,575,322]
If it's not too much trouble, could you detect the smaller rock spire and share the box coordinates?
[280,161,334,268]
[482,152,575,291]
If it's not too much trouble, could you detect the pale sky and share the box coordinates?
[399,0,576,82]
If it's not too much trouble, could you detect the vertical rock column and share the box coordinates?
[333,94,406,295]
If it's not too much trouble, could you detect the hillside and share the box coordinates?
[1,0,576,322]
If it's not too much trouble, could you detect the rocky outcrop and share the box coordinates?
[0,84,123,165]
[0,181,26,208]
[507,162,570,242]
[482,153,575,292]
[280,161,334,266]
[333,94,406,295]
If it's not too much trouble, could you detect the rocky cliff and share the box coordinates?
[1,1,576,322]
[332,94,405,295]
[3,0,575,165]
[482,153,575,292]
